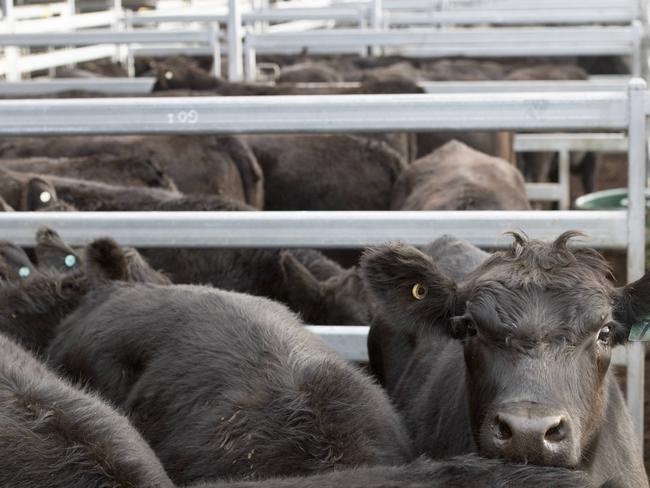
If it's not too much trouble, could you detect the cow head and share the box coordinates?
[280,251,370,325]
[362,232,648,469]
[35,227,82,274]
[0,241,38,283]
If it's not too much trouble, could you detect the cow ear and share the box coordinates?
[25,178,57,211]
[280,251,324,316]
[121,247,172,285]
[84,238,129,283]
[0,196,14,212]
[361,243,457,332]
[613,272,650,344]
[35,227,80,272]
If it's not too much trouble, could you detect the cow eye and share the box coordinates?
[411,283,428,300]
[597,325,611,344]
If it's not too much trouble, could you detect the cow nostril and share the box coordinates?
[495,415,513,441]
[544,418,567,443]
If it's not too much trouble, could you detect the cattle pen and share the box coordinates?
[1,0,649,484]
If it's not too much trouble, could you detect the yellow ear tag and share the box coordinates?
[411,283,427,300]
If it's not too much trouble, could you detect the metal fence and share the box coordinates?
[0,80,646,450]
[244,24,644,80]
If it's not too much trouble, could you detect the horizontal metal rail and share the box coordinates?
[128,45,214,57]
[419,80,630,94]
[0,211,628,249]
[130,6,364,24]
[0,78,156,95]
[525,183,566,202]
[380,0,639,10]
[0,45,116,76]
[306,326,370,362]
[306,325,628,366]
[247,26,639,56]
[385,8,639,26]
[0,1,68,20]
[286,79,632,94]
[0,29,212,46]
[0,11,120,34]
[0,92,629,135]
[514,133,628,153]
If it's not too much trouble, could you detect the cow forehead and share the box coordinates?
[465,284,611,342]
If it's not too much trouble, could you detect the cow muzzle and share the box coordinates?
[483,402,578,467]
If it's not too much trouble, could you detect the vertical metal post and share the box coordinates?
[124,8,135,78]
[252,0,268,33]
[631,20,644,78]
[243,35,256,82]
[370,0,383,57]
[638,0,649,24]
[112,0,124,65]
[228,0,243,82]
[1,0,12,19]
[358,7,368,29]
[209,22,221,78]
[66,0,75,17]
[626,77,647,454]
[558,149,571,210]
[2,0,19,81]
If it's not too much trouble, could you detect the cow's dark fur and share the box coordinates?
[279,251,370,325]
[361,232,649,487]
[368,236,489,392]
[34,226,82,275]
[0,235,170,355]
[0,169,244,212]
[0,171,66,211]
[0,171,367,324]
[391,140,530,211]
[0,241,38,283]
[0,154,178,191]
[194,455,592,488]
[0,135,263,208]
[141,246,368,325]
[0,333,173,488]
[277,62,343,83]
[48,283,412,485]
[246,134,406,211]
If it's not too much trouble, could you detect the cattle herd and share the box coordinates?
[0,53,647,487]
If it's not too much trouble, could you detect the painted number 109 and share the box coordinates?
[167,110,199,124]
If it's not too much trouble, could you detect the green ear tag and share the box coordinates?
[629,315,650,341]
[64,254,77,268]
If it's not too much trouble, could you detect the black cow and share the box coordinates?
[0,172,367,324]
[48,283,412,485]
[34,227,82,275]
[0,154,178,191]
[0,171,68,211]
[0,234,170,355]
[195,454,591,488]
[0,333,174,488]
[361,232,648,488]
[391,141,530,211]
[0,328,594,488]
